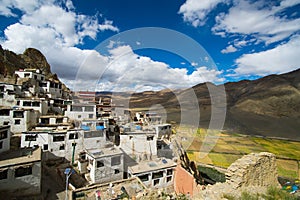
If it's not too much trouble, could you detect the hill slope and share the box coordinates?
[128,69,300,140]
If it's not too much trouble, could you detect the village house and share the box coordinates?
[128,157,177,189]
[39,79,63,99]
[15,69,45,81]
[0,125,10,153]
[78,145,124,184]
[0,147,42,198]
[65,103,97,121]
[119,127,158,160]
[0,107,39,133]
[0,83,23,107]
[16,98,49,115]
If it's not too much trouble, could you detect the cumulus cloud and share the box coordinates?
[212,0,300,45]
[178,0,227,27]
[233,35,300,76]
[221,44,237,54]
[72,45,224,91]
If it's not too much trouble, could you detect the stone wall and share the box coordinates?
[196,152,280,199]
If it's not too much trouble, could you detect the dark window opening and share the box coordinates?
[69,133,78,139]
[15,119,21,125]
[59,144,65,150]
[138,174,149,182]
[152,171,164,179]
[0,109,10,116]
[0,169,8,180]
[0,131,8,140]
[23,101,31,106]
[40,118,49,124]
[56,118,63,124]
[147,136,154,141]
[25,135,37,141]
[167,176,172,182]
[3,121,9,125]
[0,93,3,98]
[32,102,40,107]
[13,111,24,118]
[15,166,32,177]
[0,141,3,149]
[97,160,104,168]
[53,135,65,142]
[43,144,48,150]
[114,169,120,174]
[167,169,173,176]
[153,179,160,186]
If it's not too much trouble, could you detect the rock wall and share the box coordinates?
[196,152,280,199]
[226,152,279,189]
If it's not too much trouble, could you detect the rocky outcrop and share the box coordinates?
[197,152,280,199]
[225,152,279,189]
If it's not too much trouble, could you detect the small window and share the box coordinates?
[43,144,48,150]
[25,135,37,141]
[32,102,40,107]
[147,136,154,141]
[0,131,8,139]
[0,141,3,149]
[69,133,78,140]
[15,119,21,125]
[3,121,9,125]
[59,144,65,150]
[15,166,32,177]
[88,114,93,119]
[0,169,8,180]
[78,115,81,119]
[111,156,121,166]
[167,176,172,182]
[53,135,65,142]
[0,93,3,98]
[97,161,104,168]
[23,101,31,106]
[56,118,63,124]
[138,174,149,182]
[153,179,160,186]
[167,169,173,176]
[34,75,37,79]
[13,111,24,118]
[114,169,120,174]
[152,171,164,179]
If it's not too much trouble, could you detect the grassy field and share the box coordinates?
[178,128,300,179]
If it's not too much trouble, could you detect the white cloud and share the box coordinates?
[191,61,198,66]
[178,0,227,27]
[221,44,237,54]
[212,0,300,45]
[233,35,300,76]
[71,45,224,91]
[0,0,44,17]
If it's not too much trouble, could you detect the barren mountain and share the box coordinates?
[127,69,300,140]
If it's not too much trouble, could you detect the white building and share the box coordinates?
[0,147,42,198]
[0,125,10,153]
[0,83,22,107]
[39,79,63,98]
[65,103,97,121]
[0,108,39,133]
[153,124,172,139]
[15,69,45,81]
[119,130,157,161]
[80,146,124,184]
[128,158,176,189]
[21,128,107,161]
[17,98,49,115]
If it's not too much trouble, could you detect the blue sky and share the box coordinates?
[0,0,299,91]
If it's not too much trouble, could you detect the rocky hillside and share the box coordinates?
[127,69,300,140]
[0,45,67,90]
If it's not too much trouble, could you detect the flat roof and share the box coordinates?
[0,147,42,168]
[128,158,177,174]
[86,145,123,158]
[73,177,146,199]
